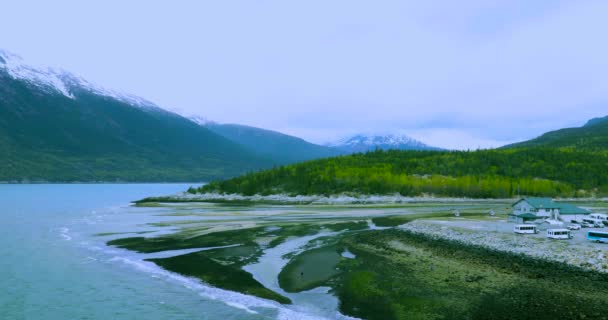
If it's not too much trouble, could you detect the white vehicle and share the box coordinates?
[547,229,572,240]
[589,213,608,226]
[514,224,537,234]
[582,218,604,228]
[544,219,564,226]
[590,213,608,220]
[567,224,581,231]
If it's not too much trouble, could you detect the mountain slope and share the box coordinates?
[0,51,269,182]
[205,123,341,165]
[327,134,442,153]
[584,116,608,127]
[503,116,608,151]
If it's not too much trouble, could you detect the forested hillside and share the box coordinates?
[197,148,608,198]
[503,116,608,151]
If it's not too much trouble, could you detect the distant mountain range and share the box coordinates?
[2,48,603,182]
[326,134,442,153]
[503,116,608,151]
[3,49,436,182]
[200,126,442,165]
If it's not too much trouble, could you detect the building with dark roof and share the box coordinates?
[509,197,590,224]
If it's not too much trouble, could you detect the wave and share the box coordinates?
[107,255,345,320]
[59,227,72,241]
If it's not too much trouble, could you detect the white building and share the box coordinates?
[509,197,590,224]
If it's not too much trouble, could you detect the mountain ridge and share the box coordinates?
[585,116,608,127]
[503,115,608,151]
[204,123,342,165]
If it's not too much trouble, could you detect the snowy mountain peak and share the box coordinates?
[0,49,158,109]
[327,133,440,152]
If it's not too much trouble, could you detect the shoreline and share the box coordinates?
[0,181,205,185]
[104,200,608,319]
[135,192,608,205]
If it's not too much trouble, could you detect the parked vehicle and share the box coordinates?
[514,224,537,234]
[589,214,608,226]
[587,231,608,243]
[567,224,581,230]
[580,222,592,228]
[583,218,604,228]
[547,229,572,239]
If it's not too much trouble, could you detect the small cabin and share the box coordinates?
[509,198,590,224]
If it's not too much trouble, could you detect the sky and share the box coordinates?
[2,0,608,150]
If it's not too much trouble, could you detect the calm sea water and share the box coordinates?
[0,184,293,320]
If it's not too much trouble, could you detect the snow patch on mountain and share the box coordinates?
[0,49,158,110]
[187,115,215,126]
[0,49,74,98]
[327,133,439,151]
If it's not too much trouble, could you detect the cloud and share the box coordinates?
[407,129,520,150]
[1,0,607,149]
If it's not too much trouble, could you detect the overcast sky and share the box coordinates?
[2,0,608,149]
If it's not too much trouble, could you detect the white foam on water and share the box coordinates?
[141,244,243,260]
[367,219,390,230]
[106,255,343,320]
[244,232,359,320]
[59,227,72,241]
[224,301,258,314]
[341,249,356,259]
[68,195,359,319]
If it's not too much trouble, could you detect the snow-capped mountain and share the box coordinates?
[327,134,442,153]
[0,49,159,110]
[0,48,272,181]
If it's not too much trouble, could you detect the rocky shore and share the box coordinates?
[399,220,608,273]
[138,192,509,204]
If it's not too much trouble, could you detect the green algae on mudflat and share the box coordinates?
[371,211,495,227]
[278,245,342,292]
[107,227,266,253]
[106,219,368,305]
[329,229,608,320]
[148,248,291,304]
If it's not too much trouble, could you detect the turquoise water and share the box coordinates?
[0,184,292,320]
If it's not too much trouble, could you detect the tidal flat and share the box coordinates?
[104,200,608,320]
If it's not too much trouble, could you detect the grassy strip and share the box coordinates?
[372,211,489,227]
[372,210,496,227]
[323,221,369,231]
[107,227,265,253]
